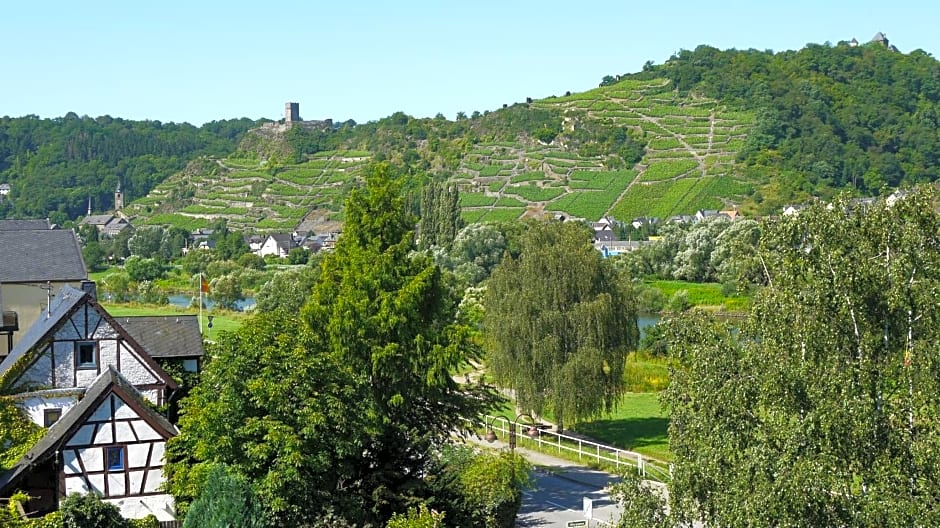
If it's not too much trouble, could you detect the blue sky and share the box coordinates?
[2,1,937,125]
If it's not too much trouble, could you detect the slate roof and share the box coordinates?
[118,315,204,359]
[0,219,51,231]
[268,233,296,250]
[79,214,114,226]
[0,229,87,283]
[0,367,178,494]
[0,286,88,373]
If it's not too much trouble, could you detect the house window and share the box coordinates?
[76,341,96,369]
[105,446,124,471]
[43,408,62,427]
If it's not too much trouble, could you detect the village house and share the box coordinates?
[0,284,184,522]
[255,233,297,258]
[0,224,88,356]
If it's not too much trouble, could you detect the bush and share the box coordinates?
[237,253,266,270]
[61,492,129,528]
[124,256,165,282]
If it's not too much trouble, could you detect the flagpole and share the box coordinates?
[199,272,203,335]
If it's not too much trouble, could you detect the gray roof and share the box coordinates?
[0,367,178,494]
[79,214,114,226]
[0,286,88,374]
[0,229,87,283]
[118,315,204,359]
[0,219,51,231]
[268,233,296,250]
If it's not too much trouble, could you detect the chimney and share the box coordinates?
[81,280,97,301]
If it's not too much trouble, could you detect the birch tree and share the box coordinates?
[661,187,940,526]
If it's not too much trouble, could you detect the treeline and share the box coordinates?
[0,114,263,221]
[624,40,940,209]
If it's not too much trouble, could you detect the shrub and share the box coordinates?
[61,492,129,528]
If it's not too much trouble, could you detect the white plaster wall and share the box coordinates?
[19,348,53,387]
[99,339,118,371]
[80,447,104,472]
[65,475,89,495]
[139,389,159,404]
[114,396,137,419]
[93,423,113,444]
[130,420,161,441]
[108,473,126,496]
[128,470,145,493]
[143,470,162,493]
[118,343,158,385]
[15,394,79,426]
[87,473,105,494]
[54,315,81,341]
[115,421,135,442]
[150,441,166,465]
[127,444,149,468]
[75,368,98,386]
[107,494,176,522]
[63,450,81,475]
[90,396,113,422]
[53,342,74,388]
[67,424,95,446]
[90,314,115,338]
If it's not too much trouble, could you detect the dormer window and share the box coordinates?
[76,341,97,369]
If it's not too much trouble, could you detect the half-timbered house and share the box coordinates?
[0,367,178,521]
[0,283,177,407]
[0,283,181,521]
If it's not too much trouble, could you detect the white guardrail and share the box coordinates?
[480,415,672,482]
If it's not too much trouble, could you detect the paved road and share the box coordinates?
[464,435,624,527]
[517,467,621,527]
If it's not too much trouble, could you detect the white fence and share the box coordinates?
[480,415,672,482]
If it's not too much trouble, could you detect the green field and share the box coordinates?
[100,302,247,336]
[648,280,750,311]
[571,392,671,461]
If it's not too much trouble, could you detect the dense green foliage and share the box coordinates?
[656,186,940,526]
[485,221,639,430]
[168,164,499,526]
[629,41,940,209]
[419,181,462,249]
[182,464,263,528]
[0,114,261,220]
[426,445,532,528]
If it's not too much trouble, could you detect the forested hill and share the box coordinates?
[7,37,940,227]
[0,115,264,222]
[620,39,940,206]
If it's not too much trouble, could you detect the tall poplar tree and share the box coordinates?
[484,221,638,430]
[419,180,462,249]
[660,187,940,527]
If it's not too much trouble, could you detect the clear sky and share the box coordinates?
[2,1,938,126]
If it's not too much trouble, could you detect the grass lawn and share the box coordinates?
[570,392,671,462]
[100,302,247,336]
[648,279,750,312]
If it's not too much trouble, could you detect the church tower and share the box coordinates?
[114,181,124,211]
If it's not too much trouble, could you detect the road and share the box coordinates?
[516,467,621,527]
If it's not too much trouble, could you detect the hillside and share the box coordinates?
[8,37,940,230]
[127,77,755,232]
[0,115,264,222]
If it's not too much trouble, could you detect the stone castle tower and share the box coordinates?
[285,102,300,123]
[114,181,124,211]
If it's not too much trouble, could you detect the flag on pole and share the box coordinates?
[201,276,210,294]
